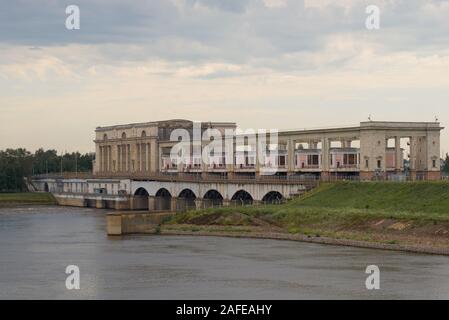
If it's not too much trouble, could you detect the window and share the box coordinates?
[279,156,286,166]
[122,132,127,139]
[433,160,436,168]
[365,159,369,168]
[343,154,356,165]
[307,154,319,165]
[377,160,381,169]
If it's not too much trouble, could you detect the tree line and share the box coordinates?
[0,148,94,192]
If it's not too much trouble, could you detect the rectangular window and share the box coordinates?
[377,160,381,169]
[307,154,319,165]
[343,154,356,165]
[279,156,286,166]
[433,160,436,168]
[365,159,369,168]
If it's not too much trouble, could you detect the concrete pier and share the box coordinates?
[107,212,175,236]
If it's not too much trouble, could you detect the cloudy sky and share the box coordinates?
[1,0,449,153]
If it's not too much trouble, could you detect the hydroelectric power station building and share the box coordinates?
[33,119,444,211]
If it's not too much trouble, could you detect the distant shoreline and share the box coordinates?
[0,192,56,208]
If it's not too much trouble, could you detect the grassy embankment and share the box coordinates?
[164,182,449,248]
[0,192,56,207]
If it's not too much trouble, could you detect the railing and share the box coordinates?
[33,171,445,185]
[208,164,227,169]
[90,171,319,187]
[31,172,93,179]
[333,164,360,169]
[235,164,256,169]
[297,164,320,169]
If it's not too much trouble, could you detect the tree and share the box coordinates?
[0,149,33,192]
[442,153,449,175]
[0,148,94,192]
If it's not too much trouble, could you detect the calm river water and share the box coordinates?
[0,206,448,299]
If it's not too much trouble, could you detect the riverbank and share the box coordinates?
[0,192,56,207]
[160,182,449,255]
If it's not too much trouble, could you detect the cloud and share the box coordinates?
[2,1,449,152]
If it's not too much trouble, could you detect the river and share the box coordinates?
[0,206,448,299]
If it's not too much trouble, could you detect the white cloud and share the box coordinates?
[1,1,449,151]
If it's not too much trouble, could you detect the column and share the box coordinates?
[255,136,261,176]
[127,144,131,172]
[99,146,103,172]
[225,137,235,178]
[141,143,145,171]
[105,146,109,172]
[170,197,178,212]
[409,137,416,171]
[137,144,141,172]
[201,142,208,177]
[287,139,295,174]
[147,143,154,172]
[148,196,156,211]
[195,198,204,210]
[107,146,110,172]
[395,136,402,172]
[117,145,121,171]
[409,136,417,180]
[321,138,330,177]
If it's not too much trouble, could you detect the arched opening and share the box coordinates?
[203,189,223,207]
[262,191,284,204]
[121,132,127,139]
[155,188,172,211]
[178,189,196,211]
[231,190,253,205]
[134,187,149,196]
[103,134,108,141]
[44,182,49,192]
[133,187,149,210]
[141,130,146,137]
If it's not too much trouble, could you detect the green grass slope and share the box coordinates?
[0,192,56,206]
[295,182,449,214]
[172,182,449,232]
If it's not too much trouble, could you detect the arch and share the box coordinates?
[231,189,253,205]
[179,188,196,199]
[134,187,149,196]
[178,189,196,210]
[103,133,108,141]
[203,189,223,207]
[121,132,127,139]
[156,188,171,197]
[262,191,284,204]
[44,182,49,192]
[141,130,146,137]
[155,188,172,211]
[133,187,149,210]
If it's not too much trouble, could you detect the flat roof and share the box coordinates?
[96,119,237,132]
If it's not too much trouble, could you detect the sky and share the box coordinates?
[1,0,449,154]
